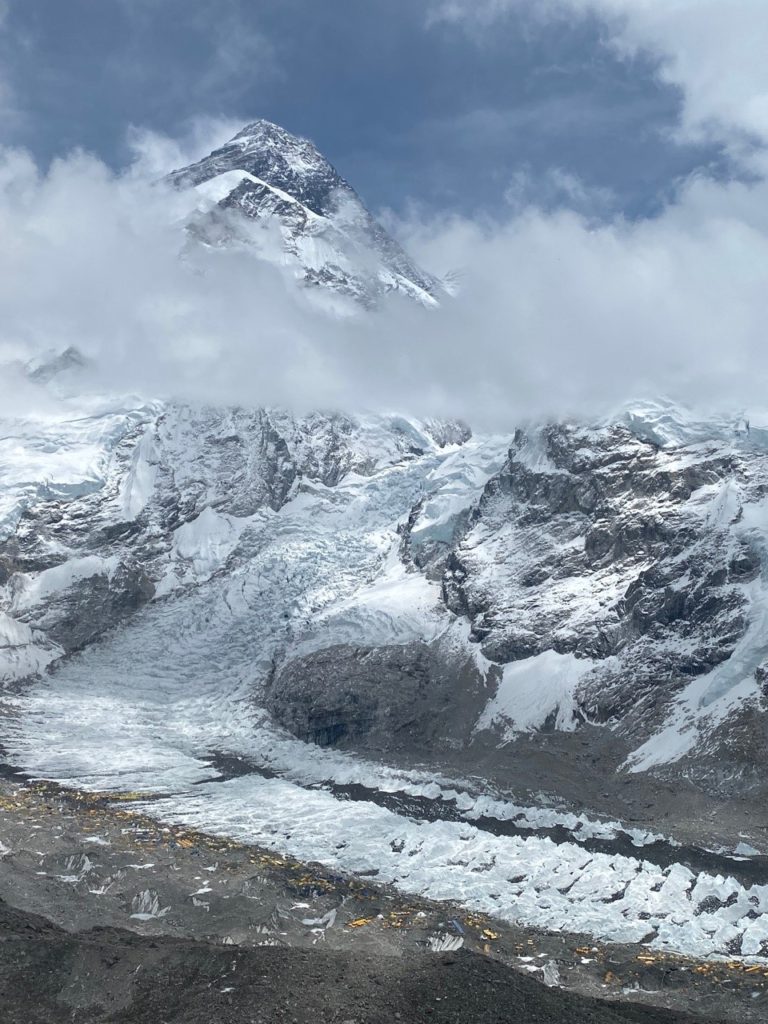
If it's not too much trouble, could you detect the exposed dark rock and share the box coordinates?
[434,423,755,743]
[11,561,155,654]
[265,640,484,751]
[0,899,714,1024]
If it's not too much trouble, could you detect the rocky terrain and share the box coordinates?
[0,772,758,1023]
[2,381,768,966]
[0,907,723,1024]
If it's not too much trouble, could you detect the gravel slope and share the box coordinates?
[0,900,719,1024]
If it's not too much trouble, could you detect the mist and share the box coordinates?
[1,132,767,430]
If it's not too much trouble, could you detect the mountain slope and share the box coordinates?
[166,120,441,308]
[3,393,768,965]
[2,393,767,801]
[2,122,768,967]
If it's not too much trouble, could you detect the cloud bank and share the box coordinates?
[3,0,768,429]
[0,121,767,430]
[1,0,765,436]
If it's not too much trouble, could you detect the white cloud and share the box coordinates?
[504,166,616,218]
[125,117,249,179]
[430,1,768,151]
[398,174,768,422]
[0,7,761,431]
[1,131,768,430]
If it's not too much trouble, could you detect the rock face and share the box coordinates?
[166,120,442,307]
[428,414,767,792]
[265,640,485,750]
[439,423,750,716]
[2,391,767,801]
[266,642,444,748]
[9,558,155,654]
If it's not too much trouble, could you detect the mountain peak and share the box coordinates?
[231,119,311,145]
[27,345,88,384]
[166,119,441,307]
[233,118,285,137]
[168,119,346,218]
[230,119,325,163]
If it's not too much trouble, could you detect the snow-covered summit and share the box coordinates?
[4,387,768,960]
[166,120,441,308]
[168,119,344,215]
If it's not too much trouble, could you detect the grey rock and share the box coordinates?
[265,640,485,752]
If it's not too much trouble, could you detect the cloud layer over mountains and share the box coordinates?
[2,1,768,426]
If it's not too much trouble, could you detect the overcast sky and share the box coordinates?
[1,1,768,423]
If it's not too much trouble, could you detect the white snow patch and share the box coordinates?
[11,556,120,612]
[82,835,111,847]
[130,889,170,920]
[735,842,761,857]
[409,436,509,549]
[0,611,62,683]
[172,507,248,579]
[193,170,318,216]
[476,651,596,738]
[120,427,158,519]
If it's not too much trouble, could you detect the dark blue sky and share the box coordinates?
[0,0,735,219]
